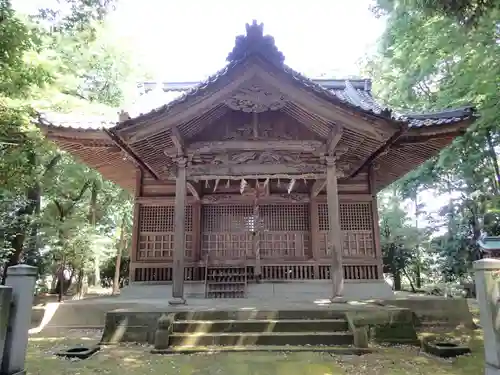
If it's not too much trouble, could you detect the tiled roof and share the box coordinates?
[478,235,500,251]
[37,112,116,131]
[40,20,475,131]
[136,79,474,129]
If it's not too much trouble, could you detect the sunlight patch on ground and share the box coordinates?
[29,302,60,334]
[25,327,486,375]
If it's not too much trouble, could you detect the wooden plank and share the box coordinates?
[186,140,326,154]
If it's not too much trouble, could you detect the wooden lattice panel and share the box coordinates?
[137,204,193,260]
[318,202,373,231]
[317,202,375,258]
[201,204,253,260]
[259,204,310,259]
[260,204,310,231]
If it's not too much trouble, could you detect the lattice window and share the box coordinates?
[137,205,194,260]
[340,203,372,231]
[318,202,373,231]
[202,205,253,260]
[318,203,329,231]
[139,205,193,232]
[260,204,310,231]
[202,205,253,232]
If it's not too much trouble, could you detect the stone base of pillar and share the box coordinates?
[486,364,500,375]
[168,297,187,306]
[330,296,348,304]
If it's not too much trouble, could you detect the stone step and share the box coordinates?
[153,345,371,355]
[168,331,354,347]
[174,310,347,321]
[173,319,349,333]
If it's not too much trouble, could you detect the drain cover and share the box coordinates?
[55,346,100,359]
[423,341,471,358]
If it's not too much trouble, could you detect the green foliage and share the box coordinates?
[369,0,500,284]
[373,0,500,27]
[0,0,137,290]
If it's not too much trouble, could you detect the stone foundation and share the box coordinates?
[120,280,394,301]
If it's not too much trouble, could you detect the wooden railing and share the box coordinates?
[132,263,380,282]
[318,230,375,258]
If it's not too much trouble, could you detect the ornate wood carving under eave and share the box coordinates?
[223,82,287,113]
[184,140,326,154]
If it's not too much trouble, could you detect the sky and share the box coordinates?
[102,0,385,80]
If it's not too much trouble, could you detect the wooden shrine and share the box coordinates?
[38,21,475,301]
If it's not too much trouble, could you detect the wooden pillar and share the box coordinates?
[192,201,202,263]
[310,199,320,278]
[129,169,142,282]
[326,156,344,298]
[170,157,187,304]
[368,165,383,279]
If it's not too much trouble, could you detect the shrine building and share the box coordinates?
[38,21,475,302]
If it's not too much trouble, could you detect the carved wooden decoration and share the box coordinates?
[224,83,287,113]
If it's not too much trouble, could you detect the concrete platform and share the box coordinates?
[30,286,475,339]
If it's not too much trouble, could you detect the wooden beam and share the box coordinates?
[310,179,326,197]
[170,126,184,156]
[186,140,326,154]
[187,163,328,179]
[186,181,200,200]
[327,125,343,153]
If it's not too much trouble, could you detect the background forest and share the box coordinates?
[1,0,499,296]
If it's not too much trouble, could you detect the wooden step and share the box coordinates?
[168,331,354,347]
[173,319,349,333]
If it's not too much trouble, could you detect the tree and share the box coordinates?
[366,0,500,281]
[372,0,500,27]
[0,0,142,295]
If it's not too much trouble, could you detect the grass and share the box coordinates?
[25,326,485,375]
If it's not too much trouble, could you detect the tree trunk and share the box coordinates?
[58,255,65,302]
[402,267,416,292]
[112,213,126,295]
[88,182,100,286]
[393,270,402,291]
